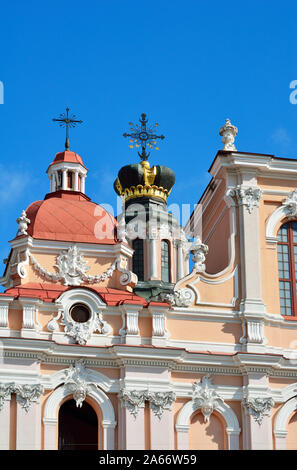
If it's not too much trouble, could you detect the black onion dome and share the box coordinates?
[113,161,175,204]
[154,165,175,190]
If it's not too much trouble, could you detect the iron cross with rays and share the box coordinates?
[123,113,165,161]
[52,107,83,151]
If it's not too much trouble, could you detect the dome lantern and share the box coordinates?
[48,107,87,194]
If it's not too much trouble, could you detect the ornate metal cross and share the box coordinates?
[52,107,83,151]
[123,113,165,160]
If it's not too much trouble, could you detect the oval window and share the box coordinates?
[70,304,90,323]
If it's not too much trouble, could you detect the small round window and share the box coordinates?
[70,304,90,323]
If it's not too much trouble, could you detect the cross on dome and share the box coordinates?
[52,107,83,151]
[123,113,165,161]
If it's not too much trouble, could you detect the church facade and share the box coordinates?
[0,115,297,450]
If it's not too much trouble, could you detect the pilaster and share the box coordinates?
[241,373,273,450]
[227,172,266,352]
[15,384,43,450]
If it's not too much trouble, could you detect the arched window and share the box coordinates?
[277,221,297,316]
[161,240,170,282]
[132,238,144,281]
[58,399,98,450]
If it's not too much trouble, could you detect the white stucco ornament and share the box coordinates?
[16,210,30,236]
[164,288,195,307]
[29,245,118,286]
[149,391,176,420]
[0,383,14,411]
[283,189,297,219]
[118,389,147,418]
[63,361,97,408]
[242,396,275,425]
[192,375,224,423]
[13,383,44,412]
[226,185,262,214]
[190,238,208,272]
[118,388,176,420]
[55,245,90,286]
[219,118,238,151]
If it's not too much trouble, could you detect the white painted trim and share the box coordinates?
[274,396,297,449]
[9,236,134,258]
[265,204,289,242]
[176,398,240,450]
[43,384,116,450]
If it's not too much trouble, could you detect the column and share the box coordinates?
[62,169,67,190]
[81,175,86,193]
[148,237,158,280]
[74,170,79,191]
[176,241,184,281]
[50,173,56,192]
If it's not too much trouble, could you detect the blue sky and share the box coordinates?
[0,0,297,266]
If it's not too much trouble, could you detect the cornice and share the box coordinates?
[210,152,297,180]
[1,337,297,378]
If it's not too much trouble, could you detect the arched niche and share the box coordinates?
[176,399,240,450]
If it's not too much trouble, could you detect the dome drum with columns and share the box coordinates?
[47,150,88,193]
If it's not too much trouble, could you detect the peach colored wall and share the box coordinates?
[19,252,131,291]
[188,410,226,450]
[265,325,297,349]
[171,372,243,387]
[9,395,16,450]
[138,316,152,338]
[205,208,231,274]
[260,198,282,316]
[144,401,150,450]
[39,364,120,380]
[8,309,22,330]
[257,177,297,191]
[167,318,241,343]
[269,378,297,388]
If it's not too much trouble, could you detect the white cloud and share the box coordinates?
[271,127,291,148]
[0,165,30,203]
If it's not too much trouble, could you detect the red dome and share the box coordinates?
[25,192,117,244]
[48,150,87,169]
